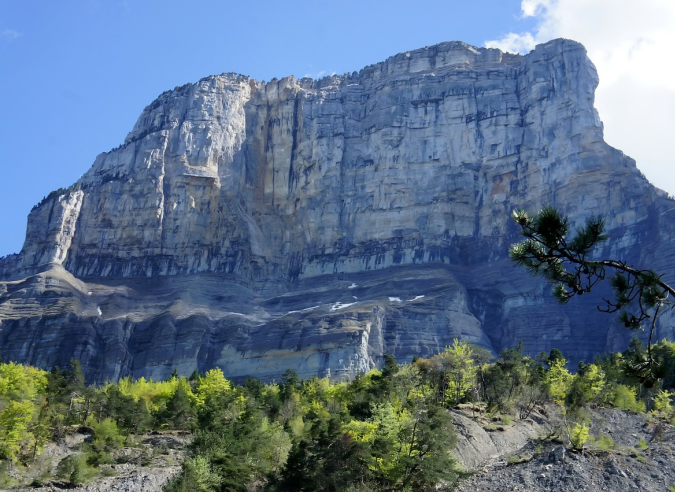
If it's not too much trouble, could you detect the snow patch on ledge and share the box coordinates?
[287,305,321,315]
[330,302,356,311]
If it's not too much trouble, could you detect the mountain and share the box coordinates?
[1,38,673,383]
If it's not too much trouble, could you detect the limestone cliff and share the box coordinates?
[1,39,673,382]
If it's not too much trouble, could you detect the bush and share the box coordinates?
[165,456,221,492]
[594,434,614,450]
[652,389,673,415]
[570,422,589,450]
[567,364,606,408]
[81,417,126,466]
[91,417,125,452]
[55,455,95,486]
[610,385,646,413]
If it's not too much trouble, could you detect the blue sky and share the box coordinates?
[1,1,673,257]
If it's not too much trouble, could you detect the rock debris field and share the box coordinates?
[455,408,675,492]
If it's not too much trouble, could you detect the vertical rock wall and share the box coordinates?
[0,38,673,382]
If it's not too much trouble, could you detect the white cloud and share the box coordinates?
[485,0,675,196]
[303,70,327,79]
[302,70,338,80]
[3,29,23,40]
[485,32,536,54]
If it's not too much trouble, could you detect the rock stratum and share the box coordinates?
[1,39,674,383]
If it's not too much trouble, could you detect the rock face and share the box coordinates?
[1,39,674,382]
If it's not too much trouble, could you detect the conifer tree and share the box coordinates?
[510,206,675,383]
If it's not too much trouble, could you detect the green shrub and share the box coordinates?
[100,466,117,477]
[0,461,14,488]
[85,449,111,466]
[507,453,532,465]
[56,455,95,486]
[594,434,614,450]
[571,422,590,450]
[568,364,606,408]
[652,389,673,415]
[165,456,221,492]
[611,385,646,413]
[84,417,125,466]
[92,417,125,451]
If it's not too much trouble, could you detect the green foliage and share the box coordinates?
[34,186,78,209]
[0,362,48,460]
[610,385,646,413]
[442,339,478,406]
[507,453,532,465]
[55,455,95,486]
[477,343,545,417]
[594,434,615,450]
[165,456,222,492]
[511,207,675,384]
[193,368,233,408]
[544,358,572,406]
[570,422,589,450]
[653,339,675,390]
[567,363,606,408]
[117,375,178,413]
[157,379,196,430]
[652,389,673,415]
[547,349,565,367]
[100,385,152,433]
[89,418,125,454]
[399,405,458,490]
[3,337,673,489]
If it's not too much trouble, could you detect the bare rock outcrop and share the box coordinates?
[1,39,673,382]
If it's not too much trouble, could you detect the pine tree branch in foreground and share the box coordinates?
[510,206,675,385]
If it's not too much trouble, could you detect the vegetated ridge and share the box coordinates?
[1,340,674,490]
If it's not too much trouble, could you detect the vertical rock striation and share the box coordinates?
[1,39,673,382]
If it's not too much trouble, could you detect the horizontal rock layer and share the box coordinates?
[1,39,674,382]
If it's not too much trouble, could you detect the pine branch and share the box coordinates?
[510,207,674,384]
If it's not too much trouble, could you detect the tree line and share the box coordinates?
[1,336,674,490]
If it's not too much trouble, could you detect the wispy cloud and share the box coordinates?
[303,70,325,79]
[303,70,336,80]
[3,29,23,40]
[484,0,675,197]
